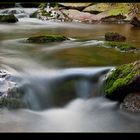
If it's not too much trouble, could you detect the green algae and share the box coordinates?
[27,35,68,43]
[105,41,136,51]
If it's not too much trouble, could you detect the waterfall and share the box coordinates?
[18,67,112,110]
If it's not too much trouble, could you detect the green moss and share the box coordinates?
[105,41,136,51]
[105,63,138,96]
[27,35,68,43]
[109,3,130,16]
[40,9,51,17]
[0,97,26,109]
[0,14,18,23]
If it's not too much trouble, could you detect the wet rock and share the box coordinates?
[101,14,126,23]
[0,14,18,23]
[61,9,97,23]
[83,3,110,14]
[58,3,92,11]
[104,60,140,101]
[105,32,126,42]
[120,93,140,113]
[104,41,136,51]
[130,17,140,27]
[0,69,25,109]
[27,35,68,43]
[30,10,40,18]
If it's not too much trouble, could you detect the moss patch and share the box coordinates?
[0,97,26,109]
[109,3,130,16]
[105,41,136,51]
[27,35,68,43]
[105,63,134,95]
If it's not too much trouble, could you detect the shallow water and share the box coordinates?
[0,8,140,132]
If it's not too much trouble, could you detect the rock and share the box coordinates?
[130,17,140,27]
[101,14,126,23]
[105,32,126,42]
[0,69,25,109]
[0,14,18,23]
[27,35,68,43]
[120,93,140,113]
[61,9,97,23]
[104,41,136,51]
[104,60,140,101]
[30,11,38,18]
[58,3,92,11]
[95,3,131,22]
[83,3,110,14]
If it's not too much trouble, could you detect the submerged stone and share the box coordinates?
[104,60,140,101]
[104,41,136,51]
[105,32,126,42]
[27,35,68,43]
[0,14,18,23]
[130,17,140,27]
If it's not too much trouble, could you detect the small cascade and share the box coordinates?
[0,7,38,19]
[16,67,112,110]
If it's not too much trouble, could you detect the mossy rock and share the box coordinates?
[0,14,18,23]
[104,41,136,51]
[104,60,140,101]
[27,35,68,43]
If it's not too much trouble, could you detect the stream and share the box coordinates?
[0,7,140,132]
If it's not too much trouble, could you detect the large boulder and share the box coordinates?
[58,3,92,11]
[105,32,126,42]
[61,9,97,23]
[0,69,25,109]
[83,3,110,14]
[104,60,140,101]
[27,35,68,43]
[0,14,18,23]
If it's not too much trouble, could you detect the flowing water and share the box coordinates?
[0,8,140,132]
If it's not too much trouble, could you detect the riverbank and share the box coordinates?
[28,3,140,24]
